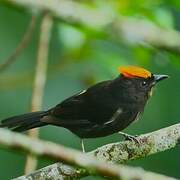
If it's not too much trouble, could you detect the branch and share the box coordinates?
[92,123,180,163]
[0,130,176,180]
[25,13,53,173]
[15,163,175,180]
[5,0,180,54]
[0,123,179,179]
[0,15,36,72]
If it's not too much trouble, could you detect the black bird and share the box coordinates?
[0,66,168,151]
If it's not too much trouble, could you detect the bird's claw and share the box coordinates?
[124,134,140,144]
[118,132,140,144]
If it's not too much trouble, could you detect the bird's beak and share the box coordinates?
[154,74,169,83]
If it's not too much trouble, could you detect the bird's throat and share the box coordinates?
[148,88,154,98]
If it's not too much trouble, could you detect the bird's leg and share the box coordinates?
[81,139,85,153]
[118,132,139,144]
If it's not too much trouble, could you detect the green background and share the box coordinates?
[0,1,180,179]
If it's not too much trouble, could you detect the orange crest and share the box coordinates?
[118,66,151,78]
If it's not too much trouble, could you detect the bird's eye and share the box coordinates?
[141,81,147,87]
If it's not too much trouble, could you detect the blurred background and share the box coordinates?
[0,0,180,179]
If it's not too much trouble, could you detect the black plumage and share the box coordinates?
[0,66,168,139]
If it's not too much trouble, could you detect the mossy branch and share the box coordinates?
[91,123,180,164]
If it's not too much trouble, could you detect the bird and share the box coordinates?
[0,66,169,152]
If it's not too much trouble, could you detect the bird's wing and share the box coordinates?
[44,90,91,126]
[43,80,113,126]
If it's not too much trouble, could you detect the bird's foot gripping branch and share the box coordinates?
[118,131,139,144]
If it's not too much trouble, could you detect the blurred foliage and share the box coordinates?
[0,0,180,179]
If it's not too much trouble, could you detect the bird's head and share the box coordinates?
[115,66,169,102]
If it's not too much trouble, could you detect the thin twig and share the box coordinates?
[25,13,53,174]
[0,15,36,72]
[0,127,177,180]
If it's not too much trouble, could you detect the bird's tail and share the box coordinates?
[0,111,49,132]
